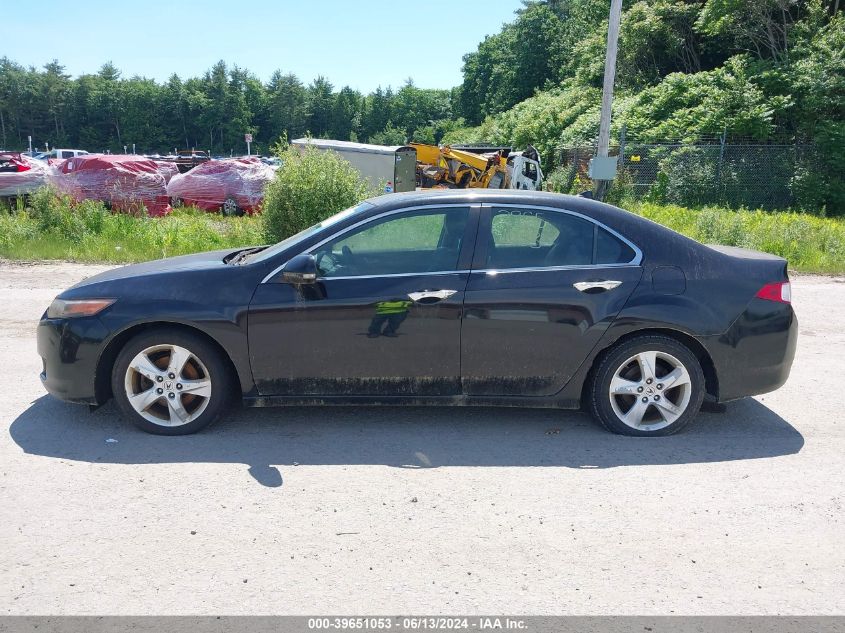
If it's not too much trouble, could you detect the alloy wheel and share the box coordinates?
[123,344,212,427]
[222,197,239,216]
[608,350,692,432]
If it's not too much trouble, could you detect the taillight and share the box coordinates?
[756,281,791,304]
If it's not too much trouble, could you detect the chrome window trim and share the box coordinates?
[472,263,640,276]
[261,204,475,284]
[483,203,643,268]
[261,202,643,284]
[312,270,471,282]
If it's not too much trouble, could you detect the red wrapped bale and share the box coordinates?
[154,161,179,184]
[55,154,171,216]
[166,157,276,216]
[0,153,55,198]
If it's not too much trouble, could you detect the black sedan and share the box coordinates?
[37,190,797,436]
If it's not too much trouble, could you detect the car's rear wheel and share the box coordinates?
[111,329,232,435]
[589,335,705,436]
[222,197,243,217]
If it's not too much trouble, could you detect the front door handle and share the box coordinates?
[573,280,622,292]
[408,289,458,303]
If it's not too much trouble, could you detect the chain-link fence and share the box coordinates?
[557,140,820,210]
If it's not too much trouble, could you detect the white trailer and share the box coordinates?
[291,138,416,193]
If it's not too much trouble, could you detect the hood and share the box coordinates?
[63,248,239,295]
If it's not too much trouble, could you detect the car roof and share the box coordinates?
[367,188,600,207]
[366,189,628,223]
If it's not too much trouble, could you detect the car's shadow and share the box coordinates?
[9,396,804,487]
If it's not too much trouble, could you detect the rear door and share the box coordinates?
[461,204,643,396]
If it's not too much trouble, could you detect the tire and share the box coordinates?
[588,335,705,437]
[221,197,243,217]
[111,328,233,435]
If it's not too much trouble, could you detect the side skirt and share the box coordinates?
[242,394,582,410]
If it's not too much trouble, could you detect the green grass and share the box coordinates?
[0,191,263,264]
[1,189,844,274]
[628,201,845,274]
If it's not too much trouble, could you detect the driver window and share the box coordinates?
[312,207,469,278]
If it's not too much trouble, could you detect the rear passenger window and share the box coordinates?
[595,227,636,264]
[486,207,637,269]
[487,208,593,268]
[491,211,559,247]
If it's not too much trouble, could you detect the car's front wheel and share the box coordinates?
[589,335,705,436]
[221,197,243,217]
[111,329,232,435]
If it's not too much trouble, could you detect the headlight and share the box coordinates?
[46,298,116,319]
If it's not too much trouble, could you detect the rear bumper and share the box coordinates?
[700,298,798,402]
[37,315,110,404]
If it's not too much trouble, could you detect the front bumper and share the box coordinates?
[37,315,110,404]
[700,298,798,402]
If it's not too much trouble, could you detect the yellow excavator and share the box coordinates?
[411,142,544,190]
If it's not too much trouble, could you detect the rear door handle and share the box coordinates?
[408,289,458,303]
[573,280,622,292]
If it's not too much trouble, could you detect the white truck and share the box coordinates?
[35,149,89,161]
[291,138,416,193]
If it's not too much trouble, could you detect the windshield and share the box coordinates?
[246,202,373,264]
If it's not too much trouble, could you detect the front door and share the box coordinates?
[248,205,478,396]
[461,204,643,396]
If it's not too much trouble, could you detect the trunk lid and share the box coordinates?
[706,244,789,282]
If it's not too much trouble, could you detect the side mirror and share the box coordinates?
[281,253,318,285]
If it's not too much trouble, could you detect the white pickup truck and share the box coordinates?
[36,149,89,161]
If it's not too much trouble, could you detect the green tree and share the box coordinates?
[40,60,70,144]
[695,0,807,62]
[331,86,363,140]
[369,122,407,145]
[362,86,394,140]
[263,71,307,143]
[306,76,334,137]
[456,2,567,123]
[0,58,26,148]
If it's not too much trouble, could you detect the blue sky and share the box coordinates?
[4,0,522,91]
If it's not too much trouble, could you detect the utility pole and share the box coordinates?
[592,0,623,200]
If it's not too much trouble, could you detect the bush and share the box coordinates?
[262,143,373,242]
[543,166,575,194]
[659,146,720,207]
[603,168,635,207]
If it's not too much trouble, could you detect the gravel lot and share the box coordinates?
[0,260,842,615]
